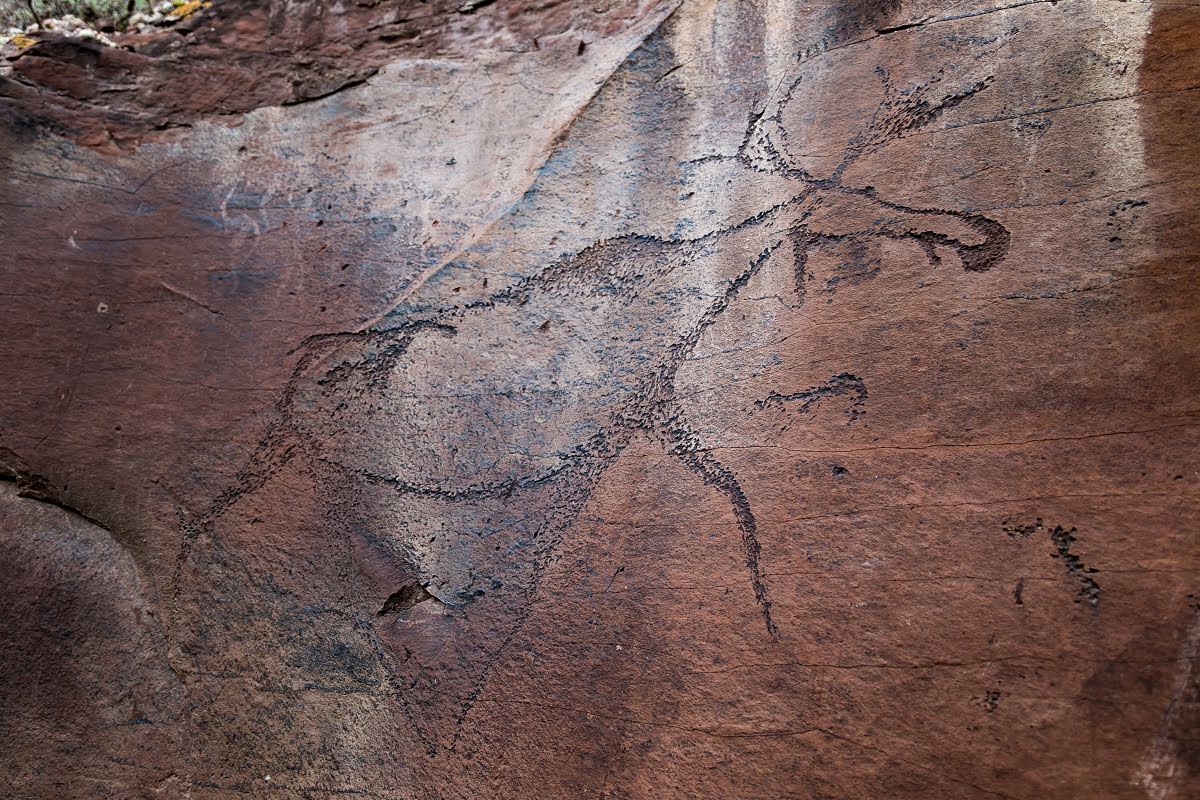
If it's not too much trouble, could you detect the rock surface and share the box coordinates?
[1,1,1198,797]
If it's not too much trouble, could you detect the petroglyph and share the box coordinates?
[181,44,1009,749]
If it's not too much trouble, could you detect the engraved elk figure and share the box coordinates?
[182,58,1009,749]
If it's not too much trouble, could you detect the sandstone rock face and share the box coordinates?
[1,1,1197,797]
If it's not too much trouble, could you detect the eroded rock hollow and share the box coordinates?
[1,1,1197,797]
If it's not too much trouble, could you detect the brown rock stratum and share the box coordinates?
[1,1,1197,797]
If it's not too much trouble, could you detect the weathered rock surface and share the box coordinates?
[1,1,1197,797]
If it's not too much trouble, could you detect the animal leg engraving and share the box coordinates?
[757,373,868,424]
[672,435,778,641]
[634,246,788,641]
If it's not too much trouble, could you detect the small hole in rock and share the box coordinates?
[378,583,435,616]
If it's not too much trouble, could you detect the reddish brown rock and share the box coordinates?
[1,1,1197,798]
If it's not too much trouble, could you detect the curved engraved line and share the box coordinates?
[179,44,1015,752]
[335,429,615,501]
[182,184,1010,608]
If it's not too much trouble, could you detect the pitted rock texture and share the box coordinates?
[1,1,1198,798]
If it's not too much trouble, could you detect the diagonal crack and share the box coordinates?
[353,0,685,334]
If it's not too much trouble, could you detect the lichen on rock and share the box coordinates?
[0,0,212,51]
